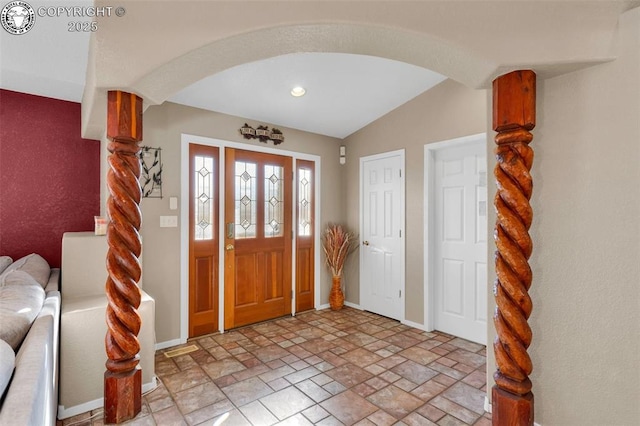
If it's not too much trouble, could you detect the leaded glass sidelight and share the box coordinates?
[235,161,257,238]
[194,155,215,240]
[298,168,312,236]
[264,164,284,238]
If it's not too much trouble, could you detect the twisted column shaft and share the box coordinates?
[491,70,536,426]
[105,138,142,373]
[104,91,143,424]
[493,129,534,394]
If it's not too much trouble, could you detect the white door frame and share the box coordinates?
[179,133,322,343]
[423,133,487,332]
[359,149,406,322]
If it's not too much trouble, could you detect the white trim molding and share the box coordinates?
[401,319,427,332]
[156,338,184,351]
[344,301,363,310]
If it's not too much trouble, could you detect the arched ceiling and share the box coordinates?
[5,1,637,139]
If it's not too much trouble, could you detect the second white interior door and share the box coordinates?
[360,150,405,321]
[433,140,487,344]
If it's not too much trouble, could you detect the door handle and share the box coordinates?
[226,244,234,251]
[363,241,369,246]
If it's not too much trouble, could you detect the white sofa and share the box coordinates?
[58,232,156,420]
[0,254,61,426]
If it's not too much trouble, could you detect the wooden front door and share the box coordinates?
[188,144,219,337]
[296,160,315,313]
[224,148,293,329]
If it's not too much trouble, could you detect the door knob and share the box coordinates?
[363,241,369,246]
[226,244,234,251]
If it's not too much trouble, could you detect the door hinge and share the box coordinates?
[399,229,402,238]
[399,169,402,178]
[399,290,402,298]
[291,290,294,298]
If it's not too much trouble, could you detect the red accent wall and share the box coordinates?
[0,90,100,267]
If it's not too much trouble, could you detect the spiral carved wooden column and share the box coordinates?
[491,70,536,426]
[104,90,144,424]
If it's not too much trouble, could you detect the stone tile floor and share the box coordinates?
[61,307,491,425]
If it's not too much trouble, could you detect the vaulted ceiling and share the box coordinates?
[1,1,637,140]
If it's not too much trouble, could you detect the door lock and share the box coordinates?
[363,241,370,246]
[226,223,234,239]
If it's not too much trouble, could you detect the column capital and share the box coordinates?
[107,90,143,142]
[492,70,536,132]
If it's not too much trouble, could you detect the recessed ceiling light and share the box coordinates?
[290,86,306,97]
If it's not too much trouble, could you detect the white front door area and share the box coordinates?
[426,134,487,345]
[360,150,405,321]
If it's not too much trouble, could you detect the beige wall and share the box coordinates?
[524,7,639,424]
[139,102,344,343]
[345,7,640,423]
[343,79,488,323]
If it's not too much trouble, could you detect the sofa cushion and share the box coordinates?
[0,339,15,400]
[0,254,50,289]
[0,257,12,275]
[0,271,45,350]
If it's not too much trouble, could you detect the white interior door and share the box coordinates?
[360,150,405,321]
[433,141,487,344]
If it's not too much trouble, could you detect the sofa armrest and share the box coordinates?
[0,305,57,426]
[45,268,60,294]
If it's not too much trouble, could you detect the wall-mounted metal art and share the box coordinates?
[239,123,285,145]
[138,146,163,198]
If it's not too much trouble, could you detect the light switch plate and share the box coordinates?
[160,216,178,228]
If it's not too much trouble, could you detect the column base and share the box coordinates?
[492,386,533,426]
[104,368,142,424]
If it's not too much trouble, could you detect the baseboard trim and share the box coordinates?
[57,378,157,420]
[402,319,427,331]
[317,302,362,311]
[483,397,541,425]
[156,338,183,351]
[484,396,492,413]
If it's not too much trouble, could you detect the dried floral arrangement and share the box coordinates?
[321,224,358,277]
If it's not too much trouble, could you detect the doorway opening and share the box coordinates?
[181,134,321,341]
[424,133,488,345]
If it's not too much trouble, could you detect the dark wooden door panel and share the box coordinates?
[194,256,216,312]
[296,160,315,313]
[296,246,313,310]
[189,144,219,337]
[225,148,292,329]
